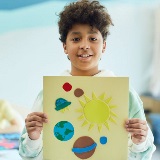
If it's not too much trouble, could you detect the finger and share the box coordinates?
[26,121,43,128]
[127,128,147,136]
[27,126,43,133]
[27,112,48,119]
[26,115,48,123]
[126,123,148,131]
[127,119,146,125]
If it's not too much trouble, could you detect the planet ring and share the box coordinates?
[72,143,97,154]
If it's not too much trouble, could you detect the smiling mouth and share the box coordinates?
[78,54,93,58]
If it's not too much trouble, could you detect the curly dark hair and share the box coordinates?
[58,0,113,43]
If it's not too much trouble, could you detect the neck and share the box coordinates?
[70,69,101,76]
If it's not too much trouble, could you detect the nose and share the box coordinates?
[79,39,90,50]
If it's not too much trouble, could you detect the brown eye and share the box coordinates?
[90,38,97,41]
[72,38,80,42]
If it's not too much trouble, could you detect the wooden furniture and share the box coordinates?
[140,96,160,113]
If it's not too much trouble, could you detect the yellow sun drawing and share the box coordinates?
[76,92,118,132]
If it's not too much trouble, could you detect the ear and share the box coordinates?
[63,43,67,54]
[102,41,106,53]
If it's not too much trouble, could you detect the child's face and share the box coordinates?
[63,24,106,76]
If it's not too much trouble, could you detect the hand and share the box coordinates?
[125,118,148,144]
[25,112,48,140]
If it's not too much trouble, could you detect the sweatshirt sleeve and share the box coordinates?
[19,90,43,159]
[128,87,156,160]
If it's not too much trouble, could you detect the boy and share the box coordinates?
[19,0,156,159]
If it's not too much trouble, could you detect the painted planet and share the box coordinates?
[74,88,84,97]
[72,136,97,159]
[54,121,74,141]
[63,82,72,92]
[100,136,108,145]
[55,98,71,111]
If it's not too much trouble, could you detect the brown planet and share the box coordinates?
[74,88,84,97]
[72,136,97,159]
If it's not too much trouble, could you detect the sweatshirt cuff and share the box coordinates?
[24,133,42,150]
[132,140,147,152]
[128,135,148,153]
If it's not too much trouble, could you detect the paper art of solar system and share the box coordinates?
[43,77,128,160]
[53,82,118,159]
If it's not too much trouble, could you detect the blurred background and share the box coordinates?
[0,0,160,159]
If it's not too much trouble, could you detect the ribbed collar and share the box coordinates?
[60,70,115,77]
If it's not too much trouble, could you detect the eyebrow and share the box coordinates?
[70,31,98,35]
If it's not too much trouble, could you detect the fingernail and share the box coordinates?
[44,113,48,118]
[126,120,129,124]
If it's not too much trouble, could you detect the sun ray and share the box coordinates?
[84,95,91,102]
[109,117,117,124]
[104,122,110,130]
[98,124,102,132]
[79,100,85,108]
[92,92,97,100]
[110,105,117,109]
[76,108,84,113]
[82,120,88,126]
[105,97,112,104]
[78,114,85,120]
[110,111,118,117]
[88,123,94,131]
[99,93,106,100]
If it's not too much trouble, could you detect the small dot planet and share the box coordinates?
[74,88,84,97]
[100,136,108,145]
[72,136,97,159]
[63,82,72,92]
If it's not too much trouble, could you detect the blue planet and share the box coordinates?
[100,136,108,145]
[54,121,74,141]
